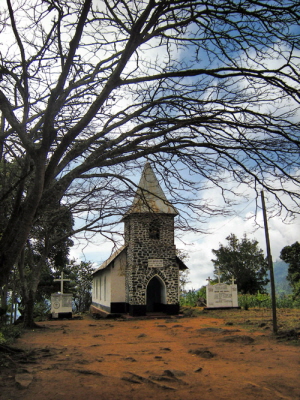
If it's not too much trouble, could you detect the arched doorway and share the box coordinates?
[146,276,166,312]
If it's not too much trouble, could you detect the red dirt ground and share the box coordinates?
[1,312,300,400]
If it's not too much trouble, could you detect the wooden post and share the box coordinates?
[261,191,278,334]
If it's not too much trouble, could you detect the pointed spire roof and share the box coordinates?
[126,163,178,215]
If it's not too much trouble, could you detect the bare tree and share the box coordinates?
[0,0,300,287]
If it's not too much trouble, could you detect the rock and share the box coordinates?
[188,349,215,358]
[163,369,186,377]
[196,327,223,333]
[123,372,176,391]
[70,369,103,376]
[121,376,142,384]
[194,367,203,373]
[122,357,137,362]
[15,373,33,389]
[217,335,254,344]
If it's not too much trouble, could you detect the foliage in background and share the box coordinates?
[15,206,74,328]
[265,260,292,296]
[212,234,269,294]
[280,242,300,300]
[0,324,23,345]
[180,286,206,307]
[180,287,300,310]
[32,300,51,321]
[64,260,94,313]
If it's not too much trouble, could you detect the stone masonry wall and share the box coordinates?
[123,213,179,306]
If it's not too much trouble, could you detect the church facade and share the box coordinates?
[90,163,187,317]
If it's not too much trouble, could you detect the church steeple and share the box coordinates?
[127,163,178,215]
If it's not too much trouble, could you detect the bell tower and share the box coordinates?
[123,163,180,316]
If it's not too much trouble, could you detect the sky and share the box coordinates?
[65,2,300,291]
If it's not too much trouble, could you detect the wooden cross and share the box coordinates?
[206,277,212,285]
[54,272,70,294]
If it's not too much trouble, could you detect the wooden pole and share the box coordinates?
[261,191,278,334]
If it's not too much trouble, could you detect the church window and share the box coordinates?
[100,277,102,300]
[149,220,160,239]
[95,278,98,298]
[104,276,106,301]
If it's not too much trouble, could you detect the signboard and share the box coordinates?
[206,283,238,308]
[148,259,164,268]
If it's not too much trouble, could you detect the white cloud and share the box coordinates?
[178,208,300,291]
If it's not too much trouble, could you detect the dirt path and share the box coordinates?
[1,313,299,400]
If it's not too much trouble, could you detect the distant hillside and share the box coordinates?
[265,260,292,295]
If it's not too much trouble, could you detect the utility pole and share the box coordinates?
[261,191,278,334]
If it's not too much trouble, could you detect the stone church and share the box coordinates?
[90,163,187,317]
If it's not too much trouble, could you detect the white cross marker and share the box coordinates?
[231,276,235,285]
[217,269,221,283]
[54,272,71,294]
[206,277,212,284]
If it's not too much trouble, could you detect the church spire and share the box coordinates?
[126,163,178,215]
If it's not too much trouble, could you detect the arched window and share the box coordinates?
[149,220,160,239]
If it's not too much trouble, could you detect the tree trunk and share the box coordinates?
[0,157,46,287]
[22,289,37,329]
[17,247,44,329]
[0,281,8,323]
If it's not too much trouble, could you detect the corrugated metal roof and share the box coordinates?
[92,245,127,274]
[126,163,178,215]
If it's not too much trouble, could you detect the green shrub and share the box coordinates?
[0,325,23,345]
[33,300,51,321]
[0,332,6,344]
[180,288,206,307]
[238,293,300,309]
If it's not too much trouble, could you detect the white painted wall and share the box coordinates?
[92,267,111,308]
[111,252,126,303]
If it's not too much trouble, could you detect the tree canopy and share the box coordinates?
[280,241,300,299]
[211,233,269,294]
[1,0,300,286]
[65,261,94,313]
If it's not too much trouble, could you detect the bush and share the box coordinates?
[33,300,51,321]
[238,293,300,309]
[0,325,23,345]
[180,287,206,307]
[0,332,6,344]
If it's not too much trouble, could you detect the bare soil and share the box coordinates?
[1,309,300,400]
